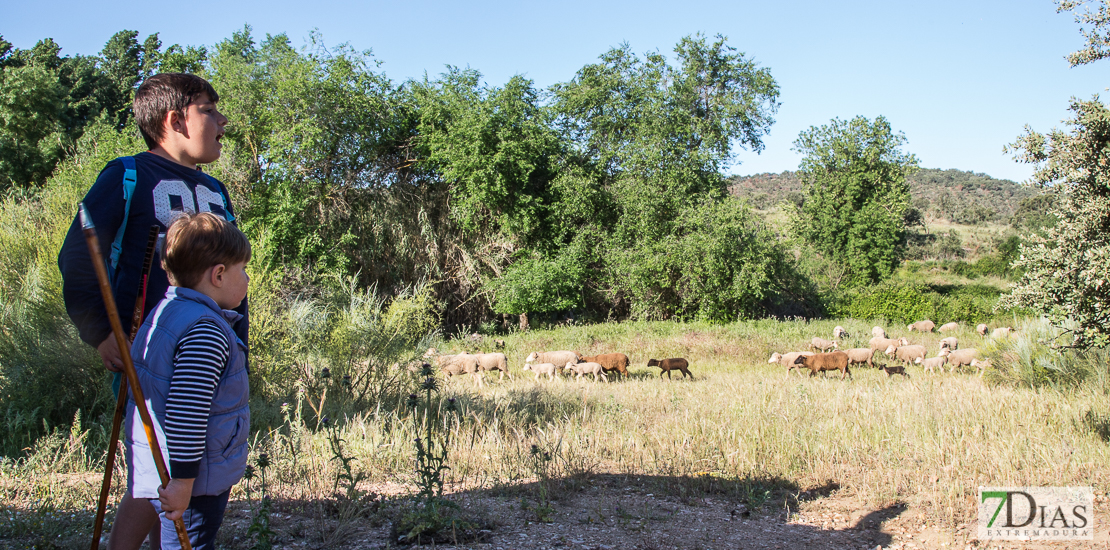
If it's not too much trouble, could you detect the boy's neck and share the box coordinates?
[148,146,200,170]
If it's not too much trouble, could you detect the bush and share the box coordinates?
[827,281,1007,325]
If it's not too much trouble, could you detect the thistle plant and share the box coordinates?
[243,453,276,550]
[524,443,556,522]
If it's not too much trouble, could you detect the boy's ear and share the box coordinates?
[210,264,227,287]
[166,109,185,136]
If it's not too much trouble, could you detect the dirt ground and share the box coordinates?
[214,476,1110,550]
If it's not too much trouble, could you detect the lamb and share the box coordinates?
[579,353,630,378]
[977,324,989,337]
[810,337,839,352]
[525,350,580,375]
[908,320,936,333]
[833,326,850,339]
[938,322,959,332]
[915,354,949,374]
[939,337,958,352]
[842,348,876,369]
[944,348,980,371]
[522,362,557,381]
[792,351,851,379]
[880,365,909,378]
[885,344,926,366]
[768,351,816,375]
[970,358,992,376]
[872,326,887,339]
[567,361,608,383]
[869,336,908,354]
[474,352,511,382]
[991,327,1014,339]
[647,358,693,379]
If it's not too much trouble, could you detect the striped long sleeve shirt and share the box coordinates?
[165,319,230,479]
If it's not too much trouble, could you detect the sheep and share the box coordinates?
[647,358,693,379]
[991,327,1014,339]
[792,351,851,379]
[915,354,949,374]
[833,326,850,339]
[810,337,839,352]
[435,353,483,387]
[522,362,557,381]
[885,344,926,366]
[872,326,887,339]
[944,348,980,371]
[579,353,630,378]
[568,361,608,383]
[842,347,876,369]
[939,337,958,352]
[908,320,936,333]
[977,324,989,337]
[768,351,815,375]
[869,336,907,355]
[525,350,580,375]
[938,322,959,332]
[970,358,992,376]
[880,365,909,378]
[474,352,511,382]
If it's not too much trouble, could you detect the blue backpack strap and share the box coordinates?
[204,172,235,222]
[109,156,138,273]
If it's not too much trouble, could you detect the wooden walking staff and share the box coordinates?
[80,204,193,550]
[90,225,160,550]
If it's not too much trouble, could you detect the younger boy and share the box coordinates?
[126,211,250,549]
[57,73,246,548]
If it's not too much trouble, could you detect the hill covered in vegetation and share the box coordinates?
[729,168,1041,224]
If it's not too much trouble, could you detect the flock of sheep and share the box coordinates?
[423,347,691,386]
[422,320,1012,387]
[769,321,1012,380]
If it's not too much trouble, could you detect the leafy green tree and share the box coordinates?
[1000,0,1110,348]
[793,115,918,285]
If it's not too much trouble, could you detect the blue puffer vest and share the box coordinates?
[125,286,249,498]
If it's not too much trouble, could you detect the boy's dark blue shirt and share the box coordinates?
[58,152,249,349]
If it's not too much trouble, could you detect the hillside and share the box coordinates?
[728,168,1040,223]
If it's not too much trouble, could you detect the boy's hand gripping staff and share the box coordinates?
[80,204,193,550]
[90,225,159,550]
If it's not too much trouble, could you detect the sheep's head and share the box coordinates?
[915,357,923,364]
[899,337,909,346]
[768,353,782,364]
[646,359,661,367]
[884,345,897,356]
[522,363,532,372]
[792,355,807,365]
[939,348,951,357]
[832,341,839,349]
[525,352,540,363]
[907,324,914,331]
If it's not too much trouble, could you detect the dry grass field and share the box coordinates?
[3,318,1109,549]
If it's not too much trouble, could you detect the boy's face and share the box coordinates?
[174,93,227,166]
[213,261,249,310]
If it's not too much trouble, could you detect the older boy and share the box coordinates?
[57,73,246,548]
[127,211,250,549]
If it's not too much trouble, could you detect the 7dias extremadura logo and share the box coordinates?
[978,487,1093,541]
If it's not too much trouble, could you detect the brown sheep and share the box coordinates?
[842,348,875,368]
[646,358,693,379]
[880,365,909,378]
[580,353,630,378]
[908,320,936,332]
[810,337,839,352]
[792,351,851,379]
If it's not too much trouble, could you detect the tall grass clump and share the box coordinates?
[0,124,143,456]
[983,317,1110,390]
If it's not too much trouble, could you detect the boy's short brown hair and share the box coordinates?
[134,73,220,150]
[163,212,251,289]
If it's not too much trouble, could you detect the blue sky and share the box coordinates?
[5,0,1105,182]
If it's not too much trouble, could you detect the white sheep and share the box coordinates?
[908,320,936,332]
[869,336,907,354]
[525,350,580,375]
[991,327,1014,339]
[976,324,989,337]
[568,361,608,383]
[475,352,511,383]
[915,354,949,374]
[885,344,926,365]
[970,358,992,376]
[872,326,887,339]
[842,348,875,368]
[939,337,958,352]
[810,337,839,352]
[768,351,816,375]
[833,326,850,339]
[945,348,981,371]
[522,362,557,381]
[938,322,959,332]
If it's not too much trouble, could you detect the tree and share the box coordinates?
[998,0,1110,348]
[793,115,918,285]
